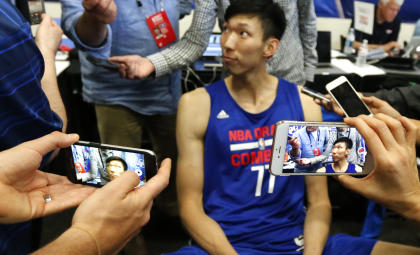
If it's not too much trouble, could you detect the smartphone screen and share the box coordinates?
[67,142,157,187]
[270,121,372,176]
[328,81,371,117]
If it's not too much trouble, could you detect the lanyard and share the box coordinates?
[307,129,320,149]
[137,0,164,18]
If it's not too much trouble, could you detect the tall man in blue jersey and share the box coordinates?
[171,0,420,254]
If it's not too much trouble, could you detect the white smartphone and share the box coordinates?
[269,121,373,176]
[325,76,372,117]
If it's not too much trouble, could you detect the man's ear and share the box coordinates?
[263,37,280,59]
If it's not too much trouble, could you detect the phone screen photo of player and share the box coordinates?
[71,145,146,186]
[284,124,367,174]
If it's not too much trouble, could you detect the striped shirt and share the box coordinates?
[0,2,62,254]
[148,0,318,85]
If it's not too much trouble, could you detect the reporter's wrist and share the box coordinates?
[70,225,101,255]
[400,189,420,223]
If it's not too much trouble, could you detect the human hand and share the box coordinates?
[108,55,156,79]
[82,0,117,24]
[288,137,300,149]
[383,41,401,53]
[337,114,420,221]
[296,158,311,166]
[0,132,96,224]
[313,94,345,117]
[35,14,63,57]
[361,96,402,119]
[71,158,171,255]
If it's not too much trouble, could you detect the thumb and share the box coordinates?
[108,56,128,64]
[101,170,140,197]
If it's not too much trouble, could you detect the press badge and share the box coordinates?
[146,10,176,48]
[312,148,321,157]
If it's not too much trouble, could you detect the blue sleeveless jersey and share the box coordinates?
[325,163,357,173]
[203,78,306,251]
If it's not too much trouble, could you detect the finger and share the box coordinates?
[134,158,171,203]
[374,113,406,146]
[344,116,386,157]
[18,132,79,157]
[400,117,418,147]
[101,170,141,197]
[367,115,400,150]
[108,56,128,64]
[82,0,98,10]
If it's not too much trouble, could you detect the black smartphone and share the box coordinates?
[86,54,120,70]
[16,0,45,25]
[325,76,372,117]
[301,86,331,102]
[65,141,157,187]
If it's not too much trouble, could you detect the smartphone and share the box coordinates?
[16,0,45,25]
[65,141,157,187]
[86,54,120,70]
[325,76,372,117]
[301,86,331,102]
[269,121,373,176]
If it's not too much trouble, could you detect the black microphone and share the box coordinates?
[136,0,142,7]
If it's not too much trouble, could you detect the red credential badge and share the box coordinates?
[312,148,321,157]
[146,10,177,48]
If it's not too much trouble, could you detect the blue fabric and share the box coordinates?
[201,78,307,254]
[323,233,377,255]
[60,0,182,115]
[361,201,386,239]
[0,1,63,254]
[325,163,357,173]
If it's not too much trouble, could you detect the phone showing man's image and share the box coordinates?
[269,121,373,176]
[16,0,45,25]
[65,141,157,187]
[325,76,372,117]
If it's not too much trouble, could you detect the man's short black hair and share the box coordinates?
[106,156,128,170]
[334,137,353,149]
[224,0,286,41]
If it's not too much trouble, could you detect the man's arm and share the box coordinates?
[176,89,238,255]
[303,176,331,255]
[353,40,400,52]
[109,0,218,79]
[297,0,318,83]
[35,15,67,132]
[298,85,322,122]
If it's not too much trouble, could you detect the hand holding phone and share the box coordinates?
[325,76,372,117]
[301,86,331,103]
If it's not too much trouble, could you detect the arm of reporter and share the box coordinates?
[303,176,331,255]
[35,14,67,132]
[337,115,420,223]
[33,159,171,255]
[0,132,95,224]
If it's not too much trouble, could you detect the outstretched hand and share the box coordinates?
[336,114,420,221]
[108,55,155,79]
[0,132,96,224]
[72,158,171,254]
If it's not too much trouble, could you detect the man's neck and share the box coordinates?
[376,7,385,24]
[225,71,278,114]
[332,160,349,173]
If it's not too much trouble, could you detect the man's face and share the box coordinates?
[106,160,125,181]
[306,126,318,132]
[379,0,401,23]
[331,142,350,162]
[220,15,268,75]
